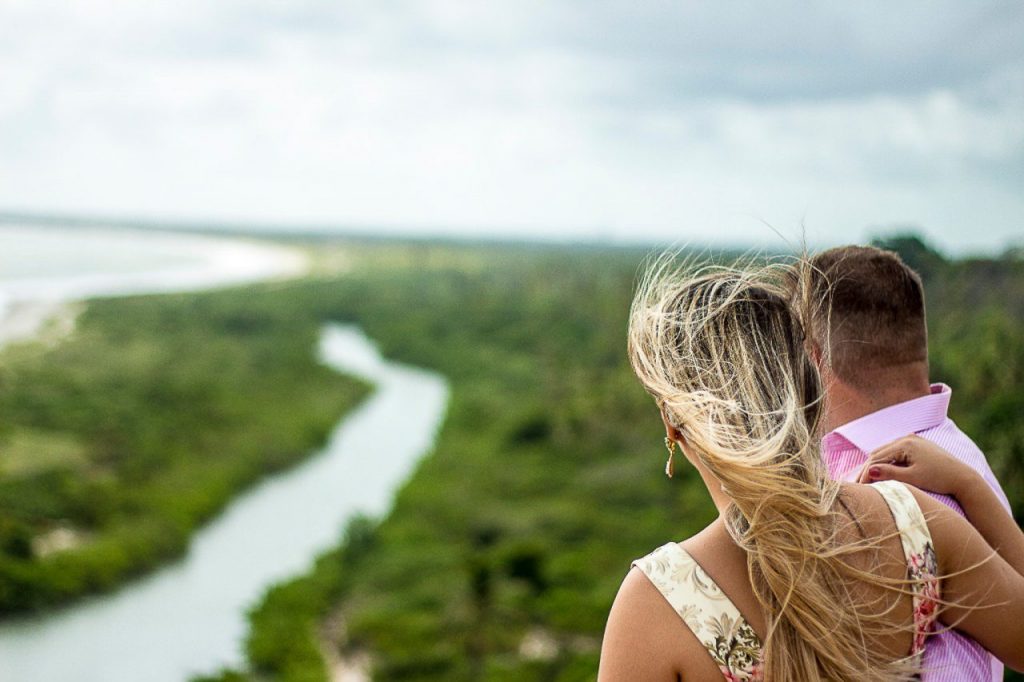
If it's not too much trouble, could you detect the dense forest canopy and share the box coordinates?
[0,235,1020,681]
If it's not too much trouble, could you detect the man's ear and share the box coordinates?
[807,340,825,368]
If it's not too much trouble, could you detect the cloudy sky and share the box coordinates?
[1,1,1022,252]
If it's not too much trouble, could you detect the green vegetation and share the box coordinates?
[199,514,379,682]
[1,236,1020,680]
[205,238,1024,682]
[0,283,369,612]
[200,243,678,682]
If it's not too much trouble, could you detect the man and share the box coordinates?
[803,244,1011,682]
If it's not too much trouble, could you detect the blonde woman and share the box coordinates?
[597,261,1024,681]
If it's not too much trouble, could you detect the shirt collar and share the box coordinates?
[823,383,951,454]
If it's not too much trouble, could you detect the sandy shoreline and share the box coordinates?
[0,227,310,351]
[0,300,72,348]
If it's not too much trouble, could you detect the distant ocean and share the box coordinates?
[0,225,203,279]
[0,224,307,346]
[0,224,306,316]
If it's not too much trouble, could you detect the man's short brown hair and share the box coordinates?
[804,245,927,383]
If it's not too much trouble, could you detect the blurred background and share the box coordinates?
[0,2,1022,681]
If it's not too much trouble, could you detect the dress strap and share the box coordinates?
[632,542,763,681]
[870,480,941,660]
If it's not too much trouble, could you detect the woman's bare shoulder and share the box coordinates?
[599,563,695,680]
[599,527,730,682]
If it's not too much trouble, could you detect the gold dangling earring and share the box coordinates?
[663,436,675,479]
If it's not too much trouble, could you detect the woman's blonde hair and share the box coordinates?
[627,254,918,681]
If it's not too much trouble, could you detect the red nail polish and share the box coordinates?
[868,466,880,478]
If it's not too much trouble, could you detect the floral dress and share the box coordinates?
[631,480,939,681]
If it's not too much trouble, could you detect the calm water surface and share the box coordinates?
[0,228,447,680]
[0,324,449,681]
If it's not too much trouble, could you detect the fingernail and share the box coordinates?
[868,466,880,479]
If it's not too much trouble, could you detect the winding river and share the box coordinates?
[0,324,449,682]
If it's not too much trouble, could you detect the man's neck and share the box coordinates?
[821,364,931,435]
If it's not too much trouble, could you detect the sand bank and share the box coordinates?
[0,226,310,350]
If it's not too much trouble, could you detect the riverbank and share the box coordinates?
[0,300,76,348]
[0,276,373,616]
[197,243,670,682]
[0,323,446,682]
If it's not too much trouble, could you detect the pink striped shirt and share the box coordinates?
[822,383,1010,682]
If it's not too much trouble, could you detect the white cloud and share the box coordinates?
[0,0,1021,252]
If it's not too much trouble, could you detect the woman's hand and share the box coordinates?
[860,436,1024,671]
[863,433,1024,593]
[856,434,980,498]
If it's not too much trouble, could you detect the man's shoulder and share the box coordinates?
[920,417,1011,511]
[919,417,984,457]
